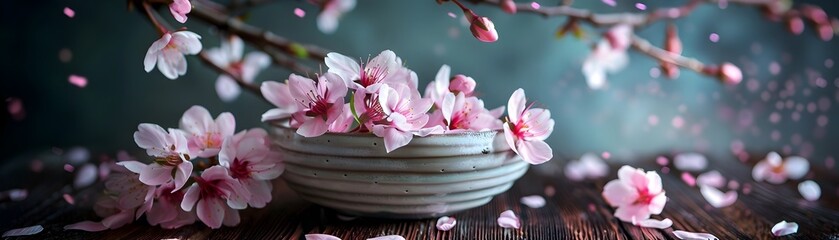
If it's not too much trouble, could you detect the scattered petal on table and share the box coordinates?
[673,230,718,239]
[436,216,456,231]
[497,210,521,229]
[2,225,43,237]
[520,195,546,208]
[637,218,672,229]
[699,184,737,208]
[305,234,341,240]
[74,163,98,188]
[696,170,725,188]
[798,180,821,201]
[63,194,75,205]
[674,153,707,171]
[771,220,798,236]
[64,221,107,232]
[367,235,405,240]
[681,172,696,187]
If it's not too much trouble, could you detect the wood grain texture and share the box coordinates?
[0,151,837,239]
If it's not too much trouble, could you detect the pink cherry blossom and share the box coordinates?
[205,36,270,102]
[564,153,609,181]
[752,152,809,184]
[602,165,667,222]
[66,164,155,231]
[424,65,479,107]
[317,0,356,34]
[131,123,194,192]
[497,210,521,229]
[146,182,197,229]
[329,103,356,133]
[357,84,432,152]
[181,166,247,229]
[772,220,798,236]
[503,88,554,164]
[261,80,299,122]
[582,24,632,89]
[427,92,502,132]
[288,73,348,137]
[179,105,236,158]
[673,230,718,239]
[464,11,498,42]
[325,50,408,91]
[143,31,202,80]
[169,0,191,23]
[436,216,456,231]
[219,134,282,208]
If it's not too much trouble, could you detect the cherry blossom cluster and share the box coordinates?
[260,50,555,164]
[65,106,283,230]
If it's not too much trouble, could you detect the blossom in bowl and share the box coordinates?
[602,165,667,222]
[179,105,235,158]
[260,80,299,122]
[356,84,433,152]
[424,65,478,107]
[205,35,271,102]
[426,92,501,132]
[752,152,809,184]
[143,31,202,80]
[503,88,554,164]
[325,50,408,92]
[288,73,348,137]
[131,123,194,192]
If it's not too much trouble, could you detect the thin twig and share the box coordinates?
[629,34,705,73]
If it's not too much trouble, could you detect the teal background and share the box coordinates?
[1,0,838,164]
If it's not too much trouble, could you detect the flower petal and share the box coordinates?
[297,118,329,137]
[507,88,526,123]
[3,225,43,236]
[696,170,726,188]
[367,236,405,240]
[139,163,172,186]
[516,139,553,165]
[602,179,638,207]
[497,210,521,229]
[637,218,673,229]
[306,234,342,240]
[64,221,107,232]
[798,180,821,201]
[520,195,546,208]
[673,152,707,172]
[215,75,241,102]
[325,52,360,85]
[197,198,225,229]
[771,220,798,237]
[181,184,200,211]
[783,156,809,180]
[436,216,456,231]
[673,230,718,240]
[73,163,98,189]
[373,126,413,153]
[699,184,737,208]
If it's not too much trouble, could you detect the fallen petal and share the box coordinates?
[771,220,798,236]
[2,225,43,237]
[520,195,546,208]
[673,230,718,240]
[65,147,90,163]
[2,189,28,201]
[74,163,98,188]
[637,218,673,229]
[674,153,707,171]
[64,221,107,232]
[64,164,75,172]
[305,234,341,240]
[497,210,521,229]
[367,235,405,240]
[63,194,75,205]
[798,180,821,201]
[699,184,737,208]
[696,170,726,188]
[681,172,696,187]
[436,216,456,231]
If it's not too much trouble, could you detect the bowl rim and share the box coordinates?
[266,119,503,139]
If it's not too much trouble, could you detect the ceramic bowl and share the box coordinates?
[268,122,529,219]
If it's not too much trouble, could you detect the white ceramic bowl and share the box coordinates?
[268,122,529,219]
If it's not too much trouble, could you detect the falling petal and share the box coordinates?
[696,171,725,188]
[635,3,646,10]
[64,164,75,172]
[63,7,75,18]
[544,185,556,196]
[367,236,405,240]
[447,12,456,18]
[531,2,541,9]
[798,180,821,201]
[294,8,306,18]
[709,33,720,42]
[771,221,798,236]
[602,0,616,7]
[63,194,75,205]
[305,234,341,240]
[681,172,696,187]
[497,210,521,229]
[2,225,43,237]
[65,147,90,164]
[673,153,707,171]
[6,97,26,121]
[673,230,718,240]
[2,189,28,201]
[520,195,546,208]
[656,156,668,166]
[699,184,737,208]
[637,218,673,229]
[73,163,98,188]
[68,75,88,88]
[436,216,456,231]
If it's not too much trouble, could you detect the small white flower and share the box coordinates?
[143,31,202,80]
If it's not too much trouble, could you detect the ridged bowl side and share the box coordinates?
[268,122,529,219]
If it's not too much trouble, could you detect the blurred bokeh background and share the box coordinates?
[2,0,838,165]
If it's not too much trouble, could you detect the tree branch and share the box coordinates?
[629,34,704,73]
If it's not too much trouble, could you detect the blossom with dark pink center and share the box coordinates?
[325,50,410,92]
[219,134,282,208]
[503,88,554,164]
[354,84,433,152]
[427,92,501,132]
[288,72,348,137]
[179,105,235,158]
[131,123,194,192]
[145,182,196,229]
[181,166,247,229]
[602,165,667,223]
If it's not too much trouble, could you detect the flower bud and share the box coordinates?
[469,16,499,42]
[450,74,477,95]
[661,24,682,79]
[719,62,742,85]
[501,0,517,14]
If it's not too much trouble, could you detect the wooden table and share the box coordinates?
[1,151,837,239]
